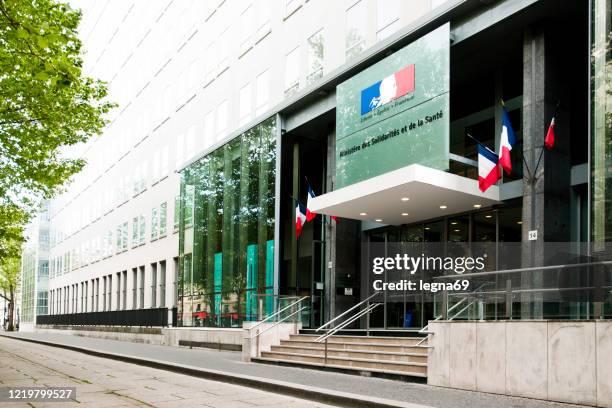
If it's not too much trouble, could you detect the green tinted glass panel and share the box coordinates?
[246,244,258,320]
[214,252,222,324]
[177,117,277,327]
[265,239,274,315]
[336,23,450,188]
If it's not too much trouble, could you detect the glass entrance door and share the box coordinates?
[364,206,519,330]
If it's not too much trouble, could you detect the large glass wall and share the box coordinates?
[592,0,612,248]
[20,250,36,324]
[178,117,277,327]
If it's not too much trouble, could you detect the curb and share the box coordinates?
[0,334,429,408]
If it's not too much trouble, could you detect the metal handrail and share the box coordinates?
[315,292,381,332]
[416,282,492,346]
[433,260,612,279]
[250,305,309,340]
[248,296,308,331]
[315,303,382,343]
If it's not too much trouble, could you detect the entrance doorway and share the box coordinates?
[366,203,522,329]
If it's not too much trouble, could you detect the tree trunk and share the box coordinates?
[7,290,14,331]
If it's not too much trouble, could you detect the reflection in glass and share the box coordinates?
[178,117,277,327]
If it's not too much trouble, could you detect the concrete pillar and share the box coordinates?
[324,130,361,324]
[325,131,336,322]
[521,25,572,318]
[290,142,299,294]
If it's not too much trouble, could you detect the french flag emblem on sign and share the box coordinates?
[361,64,415,115]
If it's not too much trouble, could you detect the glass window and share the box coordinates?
[186,125,196,161]
[377,0,400,41]
[132,166,140,196]
[307,29,324,84]
[256,70,269,116]
[177,117,277,328]
[121,222,128,250]
[591,0,612,246]
[185,185,195,227]
[116,225,123,253]
[152,149,161,182]
[139,214,146,245]
[174,196,180,232]
[447,216,469,242]
[346,0,367,60]
[204,42,215,83]
[160,145,169,177]
[240,5,254,53]
[217,28,229,73]
[176,133,185,167]
[285,46,300,96]
[204,110,215,148]
[151,207,159,240]
[160,202,168,237]
[256,2,271,40]
[216,101,228,139]
[132,217,139,248]
[239,83,252,125]
[105,230,113,257]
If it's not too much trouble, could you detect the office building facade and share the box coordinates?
[41,0,470,324]
[36,0,610,331]
[19,203,50,330]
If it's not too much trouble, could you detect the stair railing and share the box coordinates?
[249,295,309,335]
[315,291,381,333]
[415,282,492,347]
[249,296,309,357]
[312,293,383,364]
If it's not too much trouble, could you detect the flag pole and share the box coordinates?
[466,133,495,155]
[533,100,561,179]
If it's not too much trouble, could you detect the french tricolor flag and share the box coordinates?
[498,106,517,175]
[305,183,339,223]
[295,201,307,238]
[361,64,415,115]
[478,144,500,192]
[306,185,317,221]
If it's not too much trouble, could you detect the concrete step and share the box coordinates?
[280,339,425,354]
[270,345,427,363]
[258,351,428,376]
[290,334,424,346]
[253,356,428,379]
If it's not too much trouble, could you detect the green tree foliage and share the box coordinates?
[0,254,21,330]
[0,204,26,259]
[0,0,113,260]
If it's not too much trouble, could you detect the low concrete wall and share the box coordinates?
[164,327,244,351]
[242,321,301,362]
[34,325,245,350]
[428,320,612,407]
[35,325,165,344]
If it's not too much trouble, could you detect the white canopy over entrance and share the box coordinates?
[310,164,500,226]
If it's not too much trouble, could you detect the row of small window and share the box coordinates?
[49,202,173,278]
[48,4,268,218]
[283,0,404,97]
[48,155,173,248]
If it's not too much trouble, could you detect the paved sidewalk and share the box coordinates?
[2,332,585,408]
[0,336,337,408]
